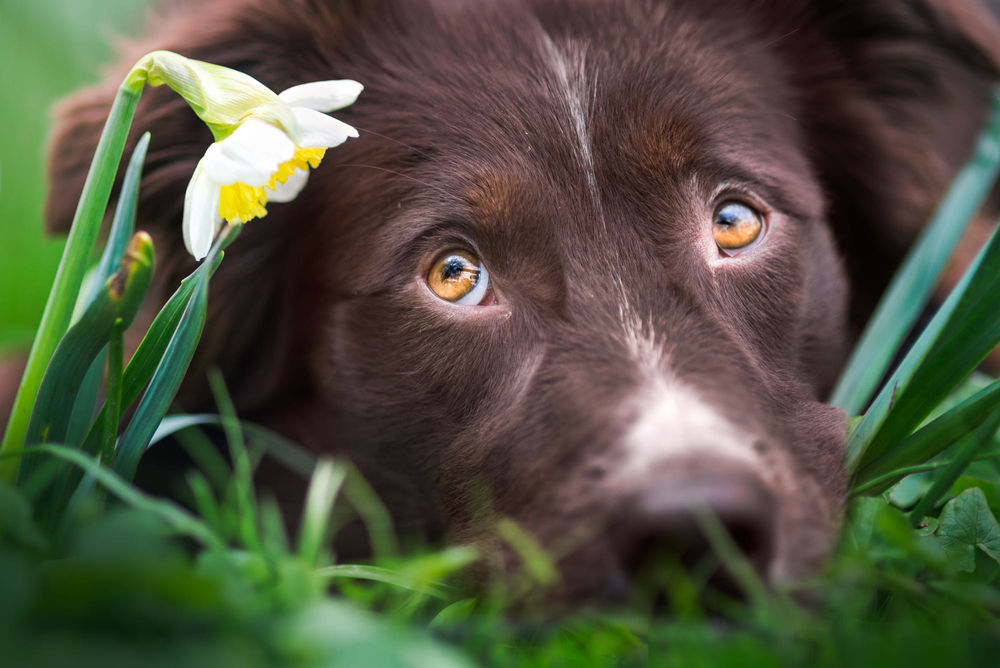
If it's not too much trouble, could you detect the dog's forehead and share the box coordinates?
[357,0,817,226]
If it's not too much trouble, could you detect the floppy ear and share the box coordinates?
[44,0,371,414]
[789,0,1000,323]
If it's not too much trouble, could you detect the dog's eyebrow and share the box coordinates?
[704,156,820,223]
[461,169,531,222]
[627,115,820,222]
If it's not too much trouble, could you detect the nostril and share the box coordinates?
[611,471,777,593]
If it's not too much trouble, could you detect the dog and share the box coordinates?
[44,0,1000,605]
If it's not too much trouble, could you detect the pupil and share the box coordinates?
[441,257,468,281]
[718,204,751,226]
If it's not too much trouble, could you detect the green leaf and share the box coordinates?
[495,517,560,589]
[317,564,451,599]
[272,599,474,668]
[63,357,105,450]
[151,413,316,477]
[103,318,125,467]
[907,407,1000,525]
[74,252,223,468]
[937,487,1000,572]
[299,459,347,567]
[831,93,1000,416]
[0,82,141,482]
[690,506,771,613]
[207,370,261,552]
[0,483,46,552]
[51,266,216,520]
[841,497,889,553]
[952,476,1000,515]
[342,464,399,560]
[61,134,151,448]
[9,444,221,549]
[848,220,1000,472]
[854,377,1000,491]
[429,599,477,628]
[21,233,154,455]
[393,545,479,589]
[889,474,932,509]
[113,265,209,480]
[88,132,150,304]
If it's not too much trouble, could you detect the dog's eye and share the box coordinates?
[713,201,763,252]
[427,249,491,305]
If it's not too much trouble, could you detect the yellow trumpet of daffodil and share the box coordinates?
[126,50,362,259]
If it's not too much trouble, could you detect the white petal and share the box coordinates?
[266,167,310,203]
[292,107,359,148]
[278,80,363,112]
[183,162,222,260]
[202,142,272,187]
[210,119,295,184]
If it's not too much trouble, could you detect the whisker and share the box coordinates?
[331,162,462,202]
[763,27,800,49]
[355,126,435,162]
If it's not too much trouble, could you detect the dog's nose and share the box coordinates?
[610,469,777,594]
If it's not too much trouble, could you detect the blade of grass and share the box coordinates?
[208,368,262,553]
[259,496,291,558]
[495,518,559,589]
[851,462,953,498]
[1,444,222,548]
[848,220,1000,471]
[853,377,1000,491]
[150,413,316,477]
[176,426,233,493]
[907,408,1000,525]
[299,458,348,567]
[187,471,223,534]
[0,82,141,482]
[317,564,452,599]
[831,91,1000,415]
[342,464,399,559]
[849,453,1000,499]
[691,506,775,617]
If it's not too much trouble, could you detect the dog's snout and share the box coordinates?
[610,469,777,592]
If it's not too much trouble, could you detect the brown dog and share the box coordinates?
[45,0,1000,604]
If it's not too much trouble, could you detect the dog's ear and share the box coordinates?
[44,0,373,413]
[789,0,1000,321]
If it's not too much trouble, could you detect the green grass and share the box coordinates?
[5,5,1000,666]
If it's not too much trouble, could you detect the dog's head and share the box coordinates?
[47,0,1000,604]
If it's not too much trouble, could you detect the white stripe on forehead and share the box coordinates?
[538,30,606,230]
[616,279,668,379]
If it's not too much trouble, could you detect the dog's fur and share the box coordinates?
[46,0,1000,604]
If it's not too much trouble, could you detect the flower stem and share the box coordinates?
[0,81,141,482]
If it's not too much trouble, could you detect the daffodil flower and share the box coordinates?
[125,51,362,259]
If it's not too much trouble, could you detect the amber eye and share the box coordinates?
[713,201,763,252]
[427,249,491,305]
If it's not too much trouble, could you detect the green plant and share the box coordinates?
[4,53,1000,668]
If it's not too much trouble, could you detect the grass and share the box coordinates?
[4,4,1000,666]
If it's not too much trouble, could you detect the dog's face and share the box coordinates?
[47,0,999,605]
